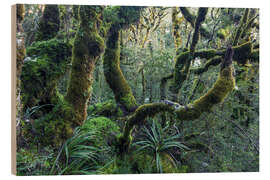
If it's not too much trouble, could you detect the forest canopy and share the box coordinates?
[15,4,259,175]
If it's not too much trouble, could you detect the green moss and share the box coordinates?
[176,66,235,120]
[21,38,72,111]
[217,29,227,40]
[65,6,105,125]
[35,5,60,41]
[87,100,120,117]
[81,116,120,146]
[103,25,137,112]
[21,6,106,147]
[22,99,75,146]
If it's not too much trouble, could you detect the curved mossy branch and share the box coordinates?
[35,5,60,41]
[232,8,250,46]
[129,47,234,128]
[119,47,235,153]
[103,25,137,113]
[179,7,211,39]
[65,6,105,126]
[176,46,235,120]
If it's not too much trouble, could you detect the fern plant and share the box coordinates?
[132,120,189,173]
[50,127,110,175]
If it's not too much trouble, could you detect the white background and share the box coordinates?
[1,0,269,179]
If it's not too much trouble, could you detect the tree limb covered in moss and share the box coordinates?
[120,47,235,151]
[180,7,211,39]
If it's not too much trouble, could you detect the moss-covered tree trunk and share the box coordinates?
[103,24,137,114]
[65,6,104,125]
[20,6,105,146]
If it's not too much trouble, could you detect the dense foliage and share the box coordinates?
[16,5,259,175]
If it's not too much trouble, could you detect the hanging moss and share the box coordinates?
[35,5,60,41]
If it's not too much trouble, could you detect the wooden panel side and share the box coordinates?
[11,4,17,176]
